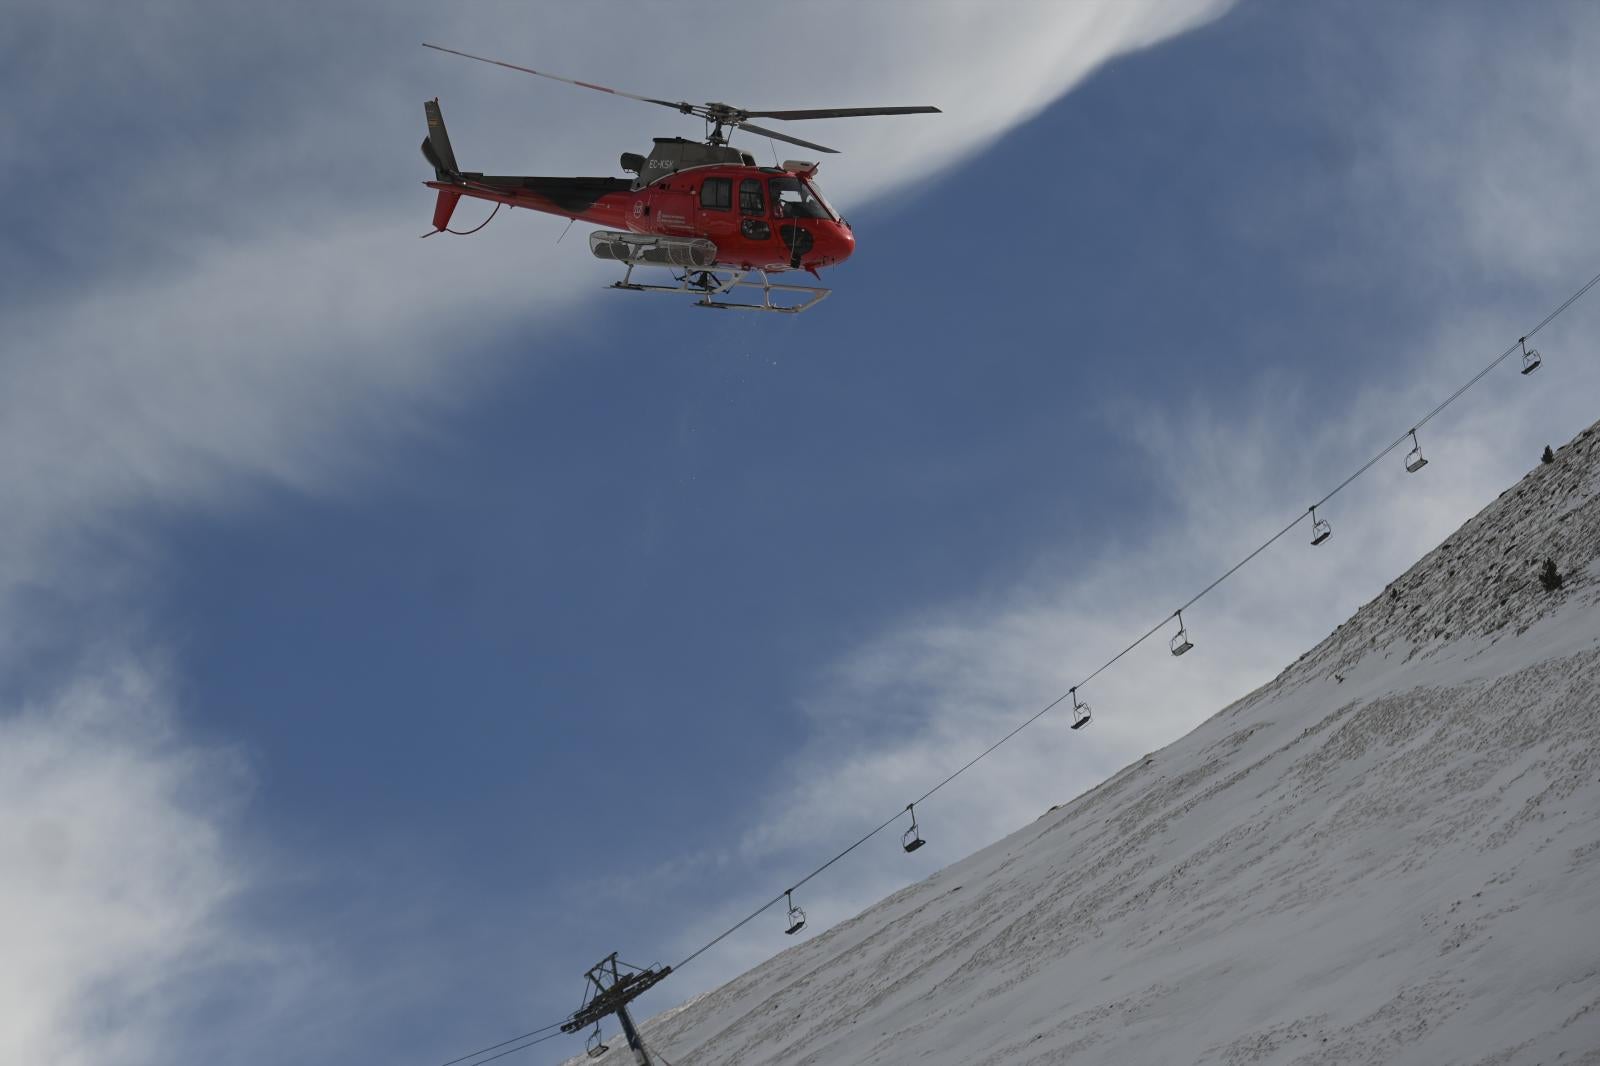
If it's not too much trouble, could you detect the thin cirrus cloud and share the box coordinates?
[0,5,1238,1065]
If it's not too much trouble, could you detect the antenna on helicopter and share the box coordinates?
[422,43,940,154]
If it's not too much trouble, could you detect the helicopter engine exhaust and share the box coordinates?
[589,231,717,269]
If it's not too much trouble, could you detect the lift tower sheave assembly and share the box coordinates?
[560,954,672,1064]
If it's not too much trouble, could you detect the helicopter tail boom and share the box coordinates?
[421,98,636,233]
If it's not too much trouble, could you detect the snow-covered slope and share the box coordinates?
[589,421,1600,1066]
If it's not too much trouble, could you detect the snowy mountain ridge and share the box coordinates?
[573,420,1600,1066]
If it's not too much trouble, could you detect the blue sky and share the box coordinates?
[5,3,1599,1065]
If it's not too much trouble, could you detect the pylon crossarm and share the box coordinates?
[560,964,673,1033]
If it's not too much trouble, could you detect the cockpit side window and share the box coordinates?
[700,177,732,210]
[739,178,765,215]
[768,176,833,220]
[801,178,838,221]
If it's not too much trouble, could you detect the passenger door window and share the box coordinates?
[738,178,771,240]
[699,178,732,210]
[739,179,765,215]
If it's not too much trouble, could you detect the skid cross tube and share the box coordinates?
[611,262,830,313]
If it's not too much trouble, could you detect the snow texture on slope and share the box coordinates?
[576,422,1600,1066]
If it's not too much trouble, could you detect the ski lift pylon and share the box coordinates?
[784,890,806,935]
[1169,609,1194,656]
[1069,686,1092,730]
[1309,505,1332,546]
[1404,429,1428,473]
[1519,337,1542,375]
[901,803,926,853]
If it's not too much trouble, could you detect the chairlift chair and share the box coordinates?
[1069,687,1092,730]
[784,890,807,935]
[1169,610,1194,656]
[1519,337,1542,375]
[902,803,926,853]
[586,1026,609,1059]
[1309,505,1332,546]
[1404,429,1428,473]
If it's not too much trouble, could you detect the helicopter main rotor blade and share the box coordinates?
[742,105,942,121]
[736,121,840,155]
[422,43,690,113]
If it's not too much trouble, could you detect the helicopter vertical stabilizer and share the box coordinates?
[422,98,460,178]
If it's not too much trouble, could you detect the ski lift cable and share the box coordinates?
[674,806,907,971]
[1186,267,1600,615]
[428,1021,567,1066]
[1177,512,1310,616]
[429,269,1600,1066]
[662,266,1599,985]
[424,964,620,1066]
[1416,269,1600,431]
[1304,268,1599,520]
[913,687,1080,806]
[433,1028,566,1066]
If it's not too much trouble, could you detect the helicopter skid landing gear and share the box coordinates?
[610,262,830,314]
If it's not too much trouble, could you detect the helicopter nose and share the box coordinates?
[811,221,854,268]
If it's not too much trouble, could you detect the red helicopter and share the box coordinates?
[421,44,939,313]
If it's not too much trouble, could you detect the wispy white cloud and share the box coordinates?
[1350,6,1600,284]
[0,660,251,1066]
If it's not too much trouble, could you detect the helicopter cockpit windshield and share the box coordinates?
[771,176,838,221]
